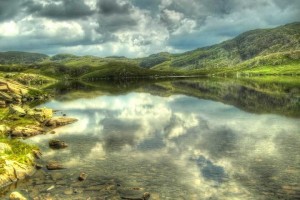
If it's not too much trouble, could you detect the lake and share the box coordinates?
[2,78,300,199]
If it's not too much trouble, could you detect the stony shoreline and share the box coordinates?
[0,78,77,196]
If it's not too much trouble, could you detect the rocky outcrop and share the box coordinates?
[11,125,45,138]
[9,105,26,116]
[32,108,53,122]
[45,117,78,127]
[0,155,35,189]
[0,78,49,108]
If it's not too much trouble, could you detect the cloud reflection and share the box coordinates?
[31,92,300,199]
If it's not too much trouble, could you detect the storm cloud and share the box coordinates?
[0,0,299,57]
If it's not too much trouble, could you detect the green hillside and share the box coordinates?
[141,22,300,74]
[0,22,299,79]
[0,51,48,64]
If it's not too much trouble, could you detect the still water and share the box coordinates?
[4,79,300,199]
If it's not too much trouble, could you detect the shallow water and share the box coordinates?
[3,79,300,199]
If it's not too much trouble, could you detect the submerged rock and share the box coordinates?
[78,172,87,181]
[32,150,42,159]
[46,161,65,170]
[119,187,151,200]
[49,139,68,149]
[9,191,27,200]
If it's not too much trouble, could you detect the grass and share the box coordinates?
[0,137,38,172]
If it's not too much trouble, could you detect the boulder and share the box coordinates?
[11,125,45,137]
[49,139,68,149]
[46,161,65,170]
[9,105,26,116]
[9,191,27,200]
[32,108,53,122]
[45,117,78,127]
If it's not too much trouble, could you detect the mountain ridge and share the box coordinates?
[0,22,299,77]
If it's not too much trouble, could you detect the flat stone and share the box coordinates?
[45,117,78,127]
[9,105,26,116]
[9,191,27,200]
[0,85,8,91]
[64,188,73,195]
[46,161,65,170]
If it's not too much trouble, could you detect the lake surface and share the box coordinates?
[3,78,300,199]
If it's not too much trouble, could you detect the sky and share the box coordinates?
[0,0,299,57]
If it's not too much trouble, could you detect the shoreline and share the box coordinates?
[0,78,77,193]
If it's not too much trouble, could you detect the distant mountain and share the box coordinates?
[0,51,48,64]
[0,22,299,77]
[141,22,300,70]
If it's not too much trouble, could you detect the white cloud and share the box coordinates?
[0,21,19,36]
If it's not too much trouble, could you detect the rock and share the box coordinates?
[0,158,35,189]
[47,185,55,191]
[143,192,151,200]
[45,117,78,127]
[35,163,43,169]
[0,84,8,91]
[0,142,12,153]
[0,91,13,102]
[0,124,11,136]
[9,105,26,116]
[11,125,45,137]
[64,188,73,195]
[33,108,53,122]
[119,188,150,200]
[46,161,65,170]
[32,150,42,159]
[9,191,27,200]
[49,139,68,149]
[0,100,6,108]
[78,172,87,181]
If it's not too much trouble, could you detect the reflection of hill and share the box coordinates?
[45,77,300,117]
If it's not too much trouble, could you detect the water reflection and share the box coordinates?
[19,92,300,199]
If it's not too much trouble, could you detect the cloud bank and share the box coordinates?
[0,0,299,57]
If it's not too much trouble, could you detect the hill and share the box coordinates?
[0,51,48,65]
[0,22,299,78]
[141,22,300,73]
